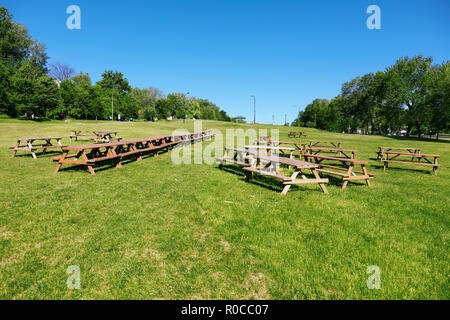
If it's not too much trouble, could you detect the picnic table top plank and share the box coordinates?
[227,147,318,169]
[244,145,296,151]
[383,151,439,157]
[62,133,196,151]
[303,153,368,164]
[17,137,61,141]
[379,147,421,150]
[307,146,357,152]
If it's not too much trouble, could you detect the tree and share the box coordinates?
[34,75,61,118]
[97,70,131,94]
[0,6,49,117]
[131,87,163,120]
[385,55,434,137]
[427,62,450,139]
[48,62,75,82]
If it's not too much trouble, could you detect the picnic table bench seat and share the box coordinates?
[86,155,121,163]
[303,154,373,189]
[381,151,440,175]
[242,166,292,180]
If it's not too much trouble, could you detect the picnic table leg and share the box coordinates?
[11,140,19,158]
[433,158,438,176]
[362,165,371,187]
[54,152,67,173]
[42,139,52,154]
[342,166,353,189]
[312,169,328,194]
[281,171,300,195]
[28,141,37,159]
[81,152,96,175]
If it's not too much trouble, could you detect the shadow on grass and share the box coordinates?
[215,164,368,193]
[371,164,434,175]
[56,149,169,174]
[384,135,450,144]
[12,150,62,159]
[18,118,52,122]
[57,163,118,174]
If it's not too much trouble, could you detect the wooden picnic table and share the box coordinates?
[244,145,295,159]
[92,131,122,143]
[377,146,421,160]
[303,154,374,189]
[256,139,307,152]
[309,141,342,148]
[288,131,306,138]
[381,151,440,175]
[217,147,329,194]
[53,130,214,175]
[306,146,357,159]
[70,130,121,143]
[10,137,64,159]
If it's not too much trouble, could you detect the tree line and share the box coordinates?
[292,56,449,139]
[0,7,233,122]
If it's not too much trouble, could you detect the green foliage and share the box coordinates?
[293,55,449,138]
[0,6,233,122]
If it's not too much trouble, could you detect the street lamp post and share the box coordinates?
[251,95,256,124]
[111,91,114,121]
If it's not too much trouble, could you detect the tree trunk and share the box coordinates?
[416,121,422,138]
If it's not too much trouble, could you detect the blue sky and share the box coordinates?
[3,0,449,124]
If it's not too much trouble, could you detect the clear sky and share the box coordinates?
[3,0,449,124]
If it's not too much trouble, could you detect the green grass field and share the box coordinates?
[0,119,448,299]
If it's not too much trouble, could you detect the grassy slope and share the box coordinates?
[0,119,448,299]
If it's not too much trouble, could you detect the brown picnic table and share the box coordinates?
[256,139,307,152]
[10,137,64,159]
[288,131,306,138]
[70,130,122,143]
[53,130,214,175]
[306,146,357,159]
[381,151,440,175]
[309,141,342,148]
[303,154,374,189]
[376,146,421,160]
[244,145,296,159]
[92,131,122,143]
[217,147,329,194]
